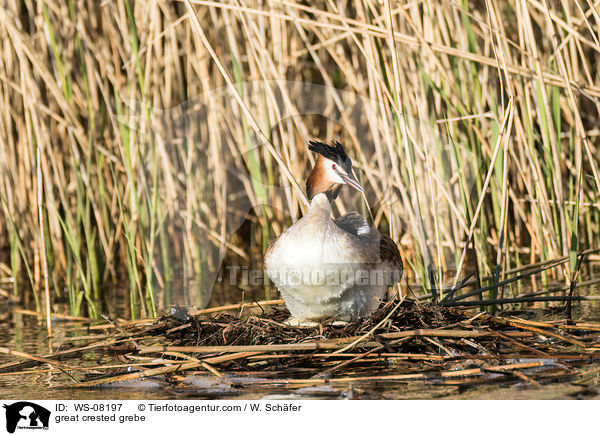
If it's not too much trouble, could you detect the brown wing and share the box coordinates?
[333,212,369,236]
[379,234,402,270]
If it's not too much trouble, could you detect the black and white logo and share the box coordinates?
[3,402,50,434]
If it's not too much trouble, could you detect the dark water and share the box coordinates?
[0,298,599,400]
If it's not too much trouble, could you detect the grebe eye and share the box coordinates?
[332,163,337,170]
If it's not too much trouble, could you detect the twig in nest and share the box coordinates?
[332,293,406,355]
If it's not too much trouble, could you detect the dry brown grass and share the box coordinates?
[0,0,599,319]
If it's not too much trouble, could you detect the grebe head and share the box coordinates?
[306,140,363,201]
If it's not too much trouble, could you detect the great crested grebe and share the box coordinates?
[264,140,402,325]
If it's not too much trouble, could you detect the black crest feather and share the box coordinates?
[308,140,353,174]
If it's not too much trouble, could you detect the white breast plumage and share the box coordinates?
[264,193,399,324]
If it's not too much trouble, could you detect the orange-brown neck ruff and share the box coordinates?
[306,156,342,202]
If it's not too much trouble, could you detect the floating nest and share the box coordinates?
[145,299,455,347]
[1,298,599,398]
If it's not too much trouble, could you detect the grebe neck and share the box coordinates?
[307,193,332,215]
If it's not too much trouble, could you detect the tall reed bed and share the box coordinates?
[0,0,599,319]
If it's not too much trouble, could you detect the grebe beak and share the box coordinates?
[338,171,363,192]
